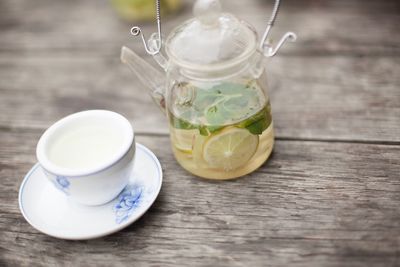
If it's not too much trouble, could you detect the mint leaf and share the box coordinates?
[170,81,271,136]
[245,117,270,135]
[169,111,223,136]
[198,125,223,136]
[238,105,272,135]
[169,112,196,130]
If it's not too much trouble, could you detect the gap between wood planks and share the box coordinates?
[1,50,400,59]
[135,132,400,147]
[3,125,399,147]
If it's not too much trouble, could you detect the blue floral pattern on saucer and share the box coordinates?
[114,185,143,224]
[53,176,70,195]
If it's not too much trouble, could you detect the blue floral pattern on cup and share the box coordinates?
[114,185,142,224]
[53,176,70,195]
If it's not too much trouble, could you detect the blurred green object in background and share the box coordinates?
[111,0,182,21]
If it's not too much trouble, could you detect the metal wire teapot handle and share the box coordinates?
[130,0,163,55]
[259,0,297,57]
[131,0,296,58]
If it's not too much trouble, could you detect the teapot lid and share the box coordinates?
[165,0,257,70]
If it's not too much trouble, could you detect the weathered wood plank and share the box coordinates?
[0,130,399,266]
[0,0,399,56]
[0,0,399,142]
[0,55,399,142]
[1,0,400,266]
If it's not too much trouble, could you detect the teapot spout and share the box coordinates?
[121,46,166,112]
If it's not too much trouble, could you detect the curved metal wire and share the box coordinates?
[259,0,280,50]
[259,0,297,56]
[130,0,162,55]
[264,32,297,57]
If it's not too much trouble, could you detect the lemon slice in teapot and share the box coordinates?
[202,127,259,171]
[172,129,197,154]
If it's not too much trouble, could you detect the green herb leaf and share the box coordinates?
[170,114,196,130]
[170,81,271,136]
[245,118,270,135]
[238,105,272,135]
[198,125,223,136]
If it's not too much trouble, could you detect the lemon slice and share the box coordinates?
[172,129,196,154]
[203,127,259,171]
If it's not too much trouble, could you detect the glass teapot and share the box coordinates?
[121,0,296,180]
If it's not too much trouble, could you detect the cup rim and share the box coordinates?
[36,110,134,177]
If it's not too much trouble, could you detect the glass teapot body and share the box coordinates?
[165,52,274,179]
[122,0,296,179]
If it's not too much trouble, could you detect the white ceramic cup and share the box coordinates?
[36,110,135,206]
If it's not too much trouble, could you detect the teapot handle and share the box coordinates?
[259,0,297,57]
[130,0,163,56]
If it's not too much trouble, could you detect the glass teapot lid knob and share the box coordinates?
[193,0,221,26]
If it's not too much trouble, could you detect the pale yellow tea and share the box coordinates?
[48,124,124,170]
[168,80,274,179]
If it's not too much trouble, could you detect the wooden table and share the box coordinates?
[1,0,399,266]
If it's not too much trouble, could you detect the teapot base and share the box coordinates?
[171,124,274,180]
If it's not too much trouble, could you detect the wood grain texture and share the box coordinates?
[1,130,399,267]
[1,0,400,266]
[0,55,399,142]
[0,0,399,56]
[0,0,399,142]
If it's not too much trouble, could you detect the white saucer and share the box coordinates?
[19,143,162,240]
